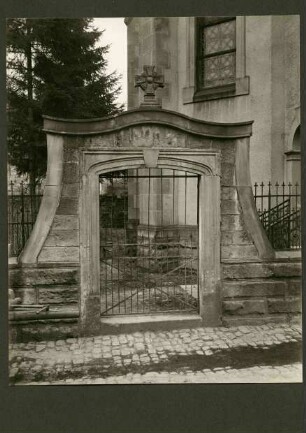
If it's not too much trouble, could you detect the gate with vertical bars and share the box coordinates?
[99,168,199,315]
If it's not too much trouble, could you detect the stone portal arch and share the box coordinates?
[17,107,275,334]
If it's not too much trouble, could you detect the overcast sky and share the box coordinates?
[93,18,127,108]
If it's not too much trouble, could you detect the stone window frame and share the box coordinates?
[183,16,250,104]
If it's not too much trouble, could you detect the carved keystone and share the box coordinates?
[143,149,159,168]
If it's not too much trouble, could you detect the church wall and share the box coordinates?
[126,16,300,185]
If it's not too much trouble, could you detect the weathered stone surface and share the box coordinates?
[221,186,238,201]
[223,280,287,298]
[220,162,235,186]
[219,143,236,163]
[221,230,251,245]
[52,215,79,231]
[12,319,79,343]
[63,148,79,163]
[270,262,302,277]
[91,125,194,149]
[286,279,302,296]
[222,261,302,280]
[222,315,287,327]
[65,136,85,149]
[14,288,37,304]
[38,247,80,263]
[221,199,240,215]
[221,245,258,260]
[221,215,244,231]
[45,230,79,247]
[38,287,78,304]
[9,267,80,288]
[56,197,79,215]
[223,300,267,315]
[63,162,79,183]
[268,298,301,314]
[62,183,80,197]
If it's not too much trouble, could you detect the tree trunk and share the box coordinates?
[25,19,36,193]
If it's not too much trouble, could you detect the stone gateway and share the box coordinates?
[9,105,301,340]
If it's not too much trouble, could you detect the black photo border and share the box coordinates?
[0,1,304,432]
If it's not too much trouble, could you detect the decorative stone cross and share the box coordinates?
[135,65,164,107]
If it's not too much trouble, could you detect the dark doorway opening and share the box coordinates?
[99,168,200,315]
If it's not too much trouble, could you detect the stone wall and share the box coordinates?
[222,260,302,325]
[9,265,79,305]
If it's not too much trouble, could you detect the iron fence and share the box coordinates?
[254,181,301,250]
[8,181,43,256]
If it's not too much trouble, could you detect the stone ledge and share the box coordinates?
[9,305,79,322]
[100,314,203,335]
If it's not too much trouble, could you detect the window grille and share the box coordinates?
[197,17,236,91]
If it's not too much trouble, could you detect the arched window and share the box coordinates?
[285,125,301,186]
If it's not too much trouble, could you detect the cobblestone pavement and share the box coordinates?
[9,324,302,385]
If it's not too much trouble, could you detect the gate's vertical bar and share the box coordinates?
[171,170,175,309]
[9,181,14,256]
[197,175,200,312]
[113,174,120,314]
[142,233,145,313]
[135,170,139,313]
[287,182,291,248]
[20,181,25,250]
[260,182,264,215]
[172,170,175,225]
[166,231,171,309]
[110,175,114,313]
[184,173,188,307]
[148,168,151,312]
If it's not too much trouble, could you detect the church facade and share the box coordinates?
[125,16,301,186]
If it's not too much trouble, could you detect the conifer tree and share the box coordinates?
[7,18,122,185]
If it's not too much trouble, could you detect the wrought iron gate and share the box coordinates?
[99,168,199,315]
